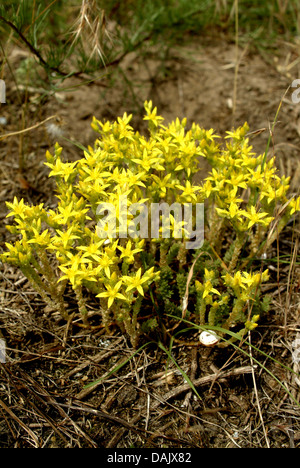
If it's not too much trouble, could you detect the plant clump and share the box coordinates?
[1,101,299,347]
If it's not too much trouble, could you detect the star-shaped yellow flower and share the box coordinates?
[123,268,149,296]
[97,281,127,308]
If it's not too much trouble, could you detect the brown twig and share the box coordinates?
[64,336,123,379]
[106,413,142,448]
[0,115,59,141]
[0,397,40,447]
[75,355,129,400]
[184,347,198,431]
[0,16,50,70]
[181,251,213,321]
[0,11,152,81]
[54,400,197,446]
[4,366,97,448]
[248,332,270,448]
[152,365,254,408]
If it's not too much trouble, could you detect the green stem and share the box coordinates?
[228,233,245,272]
[38,249,67,319]
[100,299,112,332]
[160,242,168,268]
[198,297,206,326]
[117,296,143,347]
[74,285,89,326]
[177,242,187,268]
[223,297,245,330]
[208,303,219,327]
[20,265,65,315]
[122,261,129,276]
[22,264,51,294]
[207,209,225,249]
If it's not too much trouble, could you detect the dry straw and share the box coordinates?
[69,0,111,65]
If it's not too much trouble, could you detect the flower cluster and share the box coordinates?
[1,101,299,346]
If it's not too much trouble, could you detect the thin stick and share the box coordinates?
[181,251,213,320]
[0,15,52,70]
[184,347,198,431]
[54,401,197,446]
[248,332,270,448]
[232,0,239,119]
[17,368,97,447]
[0,398,39,447]
[64,337,123,378]
[152,365,254,408]
[0,115,59,141]
[75,355,129,400]
[284,235,298,337]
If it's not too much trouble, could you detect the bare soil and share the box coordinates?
[0,34,299,448]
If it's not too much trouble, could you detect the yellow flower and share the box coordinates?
[143,101,164,128]
[202,281,221,299]
[111,168,146,190]
[55,202,77,224]
[224,270,269,292]
[153,136,177,156]
[97,281,127,308]
[58,254,90,287]
[196,272,220,299]
[98,252,116,278]
[80,165,109,184]
[27,228,51,247]
[3,241,32,265]
[245,315,260,331]
[117,240,143,264]
[216,202,244,222]
[223,271,245,290]
[6,197,27,220]
[45,158,77,182]
[116,113,134,141]
[225,122,249,141]
[242,205,273,228]
[204,269,216,281]
[289,196,300,215]
[123,268,148,296]
[77,239,106,262]
[151,173,172,198]
[225,173,248,190]
[132,147,164,172]
[52,226,80,249]
[260,186,277,205]
[176,181,200,203]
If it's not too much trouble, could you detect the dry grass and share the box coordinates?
[0,289,299,448]
[69,0,112,66]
